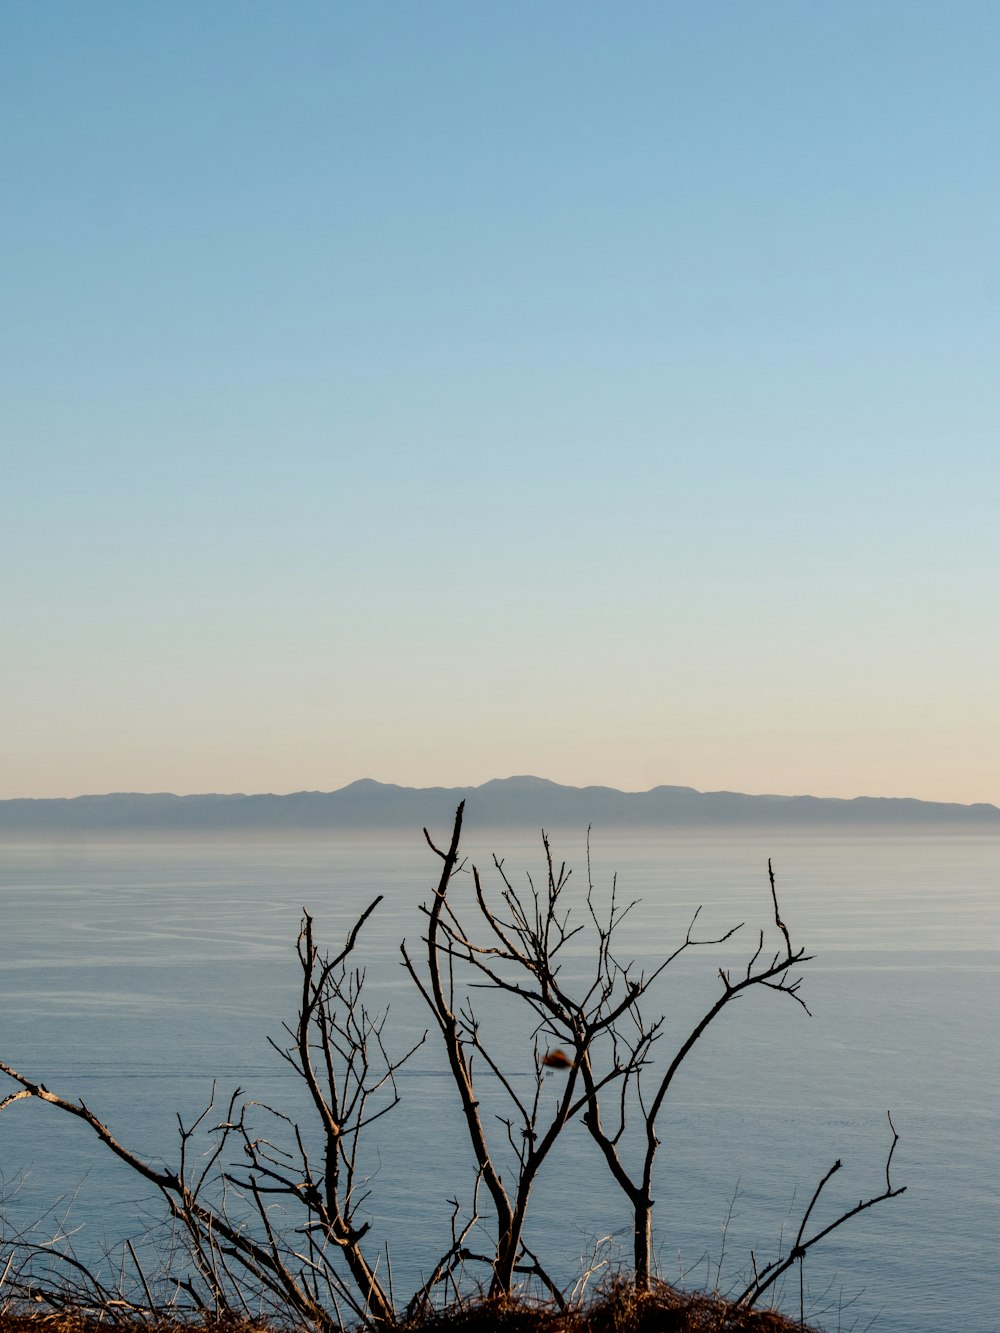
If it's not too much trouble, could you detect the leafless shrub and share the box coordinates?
[1,804,904,1329]
[402,806,838,1293]
[1,900,420,1328]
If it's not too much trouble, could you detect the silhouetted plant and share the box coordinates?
[0,804,904,1328]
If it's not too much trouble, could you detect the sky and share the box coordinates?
[2,2,998,804]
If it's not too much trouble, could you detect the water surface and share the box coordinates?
[1,825,997,1331]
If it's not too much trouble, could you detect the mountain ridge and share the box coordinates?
[0,776,997,834]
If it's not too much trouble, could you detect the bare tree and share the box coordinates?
[400,804,804,1295]
[403,806,894,1296]
[401,800,614,1300]
[0,898,422,1328]
[1,804,904,1327]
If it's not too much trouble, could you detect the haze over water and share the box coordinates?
[2,823,997,1332]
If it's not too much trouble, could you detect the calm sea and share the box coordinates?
[1,825,997,1332]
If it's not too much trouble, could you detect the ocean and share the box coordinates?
[1,823,997,1331]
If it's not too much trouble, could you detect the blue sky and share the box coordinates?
[3,2,998,802]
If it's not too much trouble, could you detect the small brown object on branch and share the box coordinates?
[542,1049,574,1070]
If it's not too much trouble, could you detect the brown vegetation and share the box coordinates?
[0,1281,818,1333]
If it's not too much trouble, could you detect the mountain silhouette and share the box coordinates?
[1,776,997,834]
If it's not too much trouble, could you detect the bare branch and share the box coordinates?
[738,1112,906,1307]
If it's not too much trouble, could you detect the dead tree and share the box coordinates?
[403,807,829,1292]
[0,898,423,1328]
[400,803,753,1297]
[425,813,904,1299]
[400,800,604,1298]
[2,808,904,1324]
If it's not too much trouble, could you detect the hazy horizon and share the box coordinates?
[4,5,997,806]
[4,772,997,813]
[8,773,1000,806]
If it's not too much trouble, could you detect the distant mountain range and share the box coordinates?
[1,776,997,835]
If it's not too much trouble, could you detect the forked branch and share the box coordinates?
[738,1112,906,1307]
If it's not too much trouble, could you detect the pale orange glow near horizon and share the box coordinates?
[4,7,998,813]
[4,727,996,808]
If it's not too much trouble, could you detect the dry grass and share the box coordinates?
[0,1281,817,1333]
[402,1281,814,1332]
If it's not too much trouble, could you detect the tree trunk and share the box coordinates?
[633,1197,652,1290]
[490,1212,524,1296]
